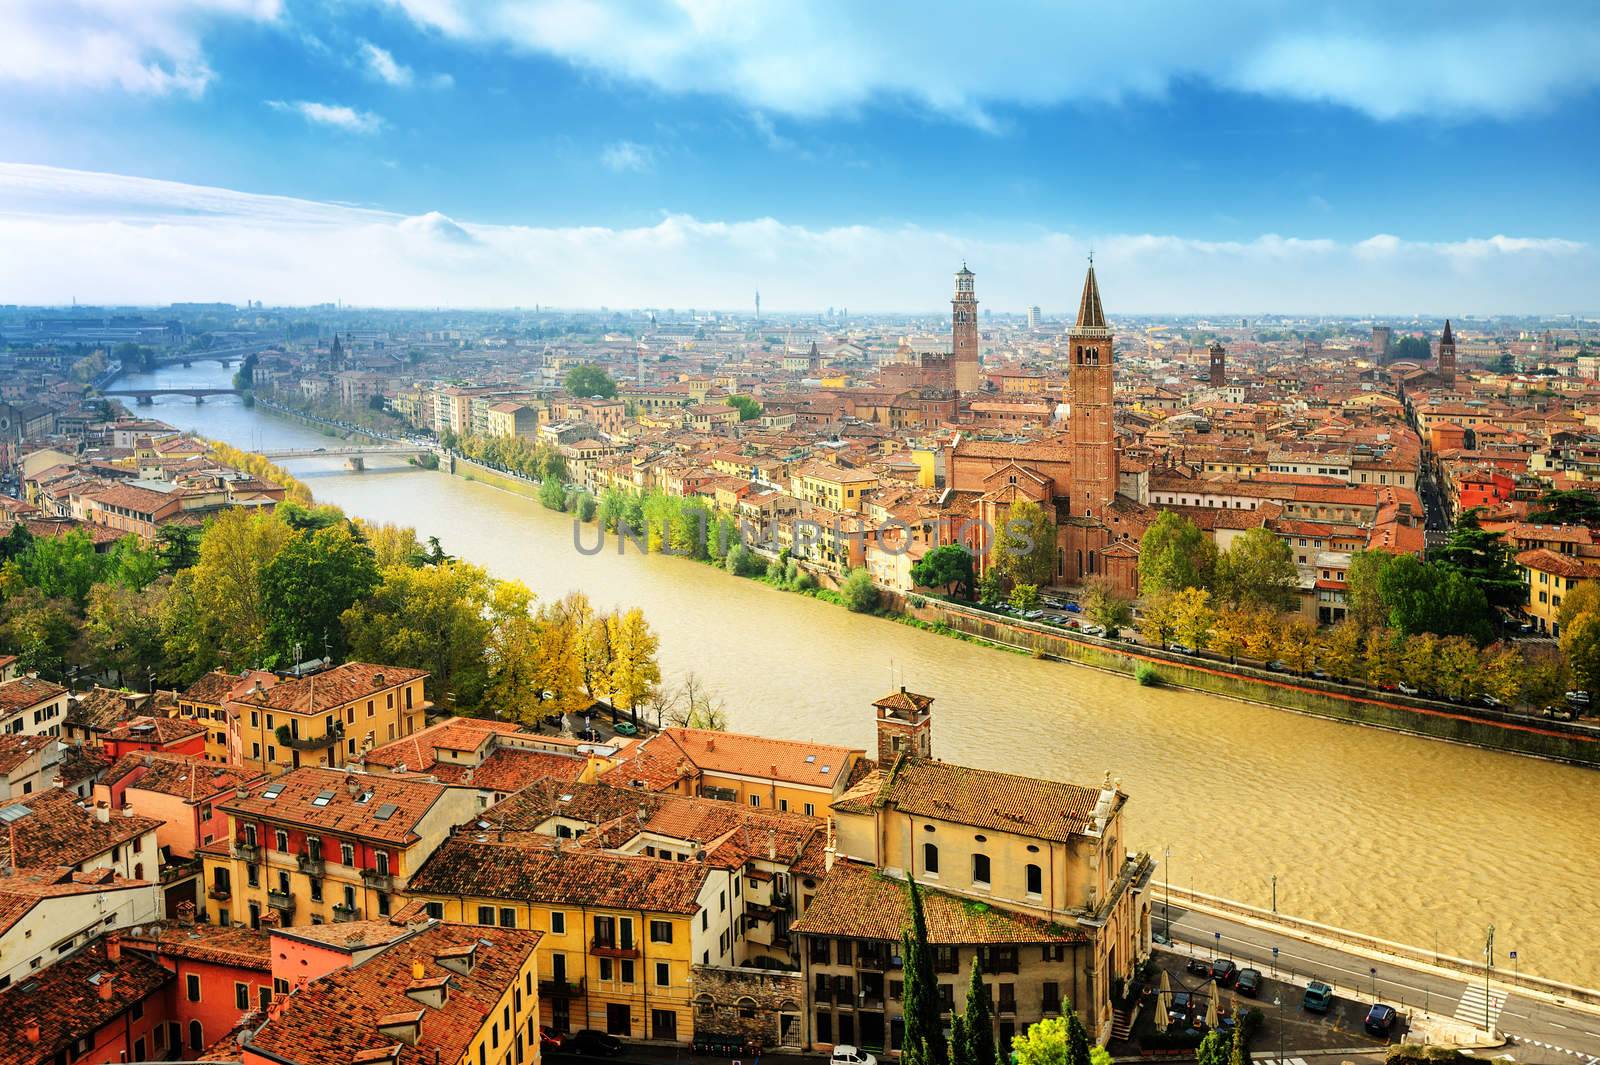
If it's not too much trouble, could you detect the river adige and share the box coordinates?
[114,362,1600,986]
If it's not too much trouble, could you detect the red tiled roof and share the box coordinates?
[0,787,162,869]
[0,677,66,715]
[231,662,428,716]
[0,940,172,1065]
[219,767,451,845]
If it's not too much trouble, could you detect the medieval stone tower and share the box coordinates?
[873,688,933,763]
[1068,262,1118,519]
[1209,340,1226,386]
[952,264,980,393]
[1438,319,1456,386]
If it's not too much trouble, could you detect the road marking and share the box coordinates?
[1454,984,1508,1029]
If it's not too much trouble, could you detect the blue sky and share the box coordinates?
[2,1,1599,312]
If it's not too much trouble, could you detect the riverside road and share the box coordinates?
[1156,900,1600,1065]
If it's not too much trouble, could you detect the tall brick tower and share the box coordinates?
[1438,319,1456,386]
[1208,341,1227,386]
[1068,261,1117,519]
[952,264,980,393]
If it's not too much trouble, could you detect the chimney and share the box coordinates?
[176,900,196,926]
[98,977,115,1001]
[705,738,715,752]
[24,1020,40,1043]
[93,801,110,824]
[105,933,122,962]
[346,775,361,796]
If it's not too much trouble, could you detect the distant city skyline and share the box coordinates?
[2,3,1598,311]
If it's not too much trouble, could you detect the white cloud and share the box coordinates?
[0,0,279,96]
[0,163,1590,313]
[359,40,413,87]
[267,99,385,134]
[599,141,654,173]
[377,0,1600,124]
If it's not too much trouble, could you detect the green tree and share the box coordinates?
[1137,511,1217,597]
[563,365,618,399]
[17,530,103,607]
[1138,592,1180,647]
[841,567,880,613]
[901,878,948,1065]
[1433,510,1525,612]
[1529,489,1600,526]
[83,579,169,687]
[911,544,975,599]
[1343,551,1392,630]
[539,477,568,511]
[1010,582,1041,613]
[341,560,495,710]
[1081,575,1134,637]
[103,535,161,591]
[1215,528,1298,611]
[480,581,542,724]
[1378,554,1492,642]
[726,395,762,420]
[0,523,34,564]
[162,509,294,675]
[1317,621,1366,682]
[1560,611,1600,694]
[991,500,1056,591]
[977,570,1004,608]
[1197,1030,1229,1065]
[0,585,77,682]
[262,522,380,661]
[956,956,998,1065]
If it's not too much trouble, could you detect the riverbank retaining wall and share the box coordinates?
[911,600,1600,768]
[453,456,546,501]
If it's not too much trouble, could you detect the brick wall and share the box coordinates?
[691,964,806,1048]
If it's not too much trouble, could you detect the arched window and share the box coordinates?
[737,996,758,1019]
[923,843,939,875]
[189,1020,204,1051]
[972,853,991,886]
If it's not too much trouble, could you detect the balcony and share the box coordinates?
[274,722,343,752]
[539,978,586,997]
[206,884,232,902]
[160,857,203,885]
[332,902,361,922]
[296,852,325,876]
[590,939,640,959]
[266,889,296,915]
[360,868,394,893]
[234,841,261,863]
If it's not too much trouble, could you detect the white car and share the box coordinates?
[832,1046,878,1065]
[1397,682,1420,696]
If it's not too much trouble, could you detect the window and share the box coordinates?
[551,911,566,934]
[259,986,273,1009]
[478,905,496,926]
[189,1021,204,1051]
[1026,864,1042,897]
[309,878,322,902]
[273,830,288,852]
[973,853,991,886]
[836,940,852,966]
[236,983,250,1009]
[923,842,939,875]
[621,960,635,984]
[340,842,355,866]
[499,907,516,928]
[599,958,613,982]
[804,803,815,816]
[656,962,671,987]
[377,892,390,916]
[650,920,673,943]
[1043,982,1061,1012]
[749,795,760,808]
[187,974,201,1002]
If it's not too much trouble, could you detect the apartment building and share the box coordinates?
[0,868,162,991]
[205,767,477,930]
[224,663,430,774]
[604,728,865,816]
[0,677,68,738]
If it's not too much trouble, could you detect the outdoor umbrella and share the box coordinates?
[1158,968,1173,1030]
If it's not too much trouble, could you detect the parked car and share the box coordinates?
[1267,660,1288,672]
[1210,959,1238,986]
[567,1030,623,1056]
[1565,690,1591,708]
[540,1027,566,1051]
[1397,682,1420,696]
[1064,602,1082,613]
[1167,643,1197,656]
[1303,981,1334,1013]
[1236,968,1262,996]
[1480,694,1504,709]
[1081,624,1105,637]
[832,1046,878,1065]
[612,720,639,737]
[1364,1004,1398,1036]
[1186,958,1213,976]
[1542,704,1576,721]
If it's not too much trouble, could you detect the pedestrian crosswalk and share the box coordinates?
[1454,984,1509,1029]
[1255,1058,1309,1065]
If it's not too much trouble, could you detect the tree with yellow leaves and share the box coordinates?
[607,608,661,723]
[1169,586,1216,651]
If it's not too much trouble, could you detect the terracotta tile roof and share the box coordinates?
[1516,547,1600,580]
[0,676,66,715]
[479,779,655,831]
[231,662,428,716]
[791,862,1090,945]
[408,834,709,913]
[64,685,148,733]
[241,922,542,1065]
[868,758,1111,843]
[659,727,861,789]
[361,716,519,773]
[872,688,933,715]
[219,767,451,845]
[0,734,55,775]
[124,921,272,970]
[429,748,587,791]
[56,744,112,787]
[102,715,207,746]
[0,939,172,1065]
[597,731,698,791]
[270,915,431,954]
[0,866,153,937]
[103,751,261,803]
[182,668,278,706]
[0,787,162,869]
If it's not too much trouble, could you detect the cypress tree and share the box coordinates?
[958,955,997,1065]
[1064,999,1092,1065]
[900,877,949,1065]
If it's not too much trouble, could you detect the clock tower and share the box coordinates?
[952,264,980,393]
[1068,261,1117,519]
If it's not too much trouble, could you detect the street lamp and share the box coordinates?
[1271,874,1277,914]
[1164,845,1172,940]
[1215,930,1223,961]
[1370,967,1378,1002]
